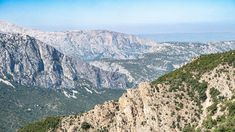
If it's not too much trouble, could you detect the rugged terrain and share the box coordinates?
[1,21,235,86]
[1,21,235,132]
[0,21,155,60]
[0,79,124,132]
[0,32,130,132]
[0,32,131,89]
[90,41,235,84]
[21,50,235,132]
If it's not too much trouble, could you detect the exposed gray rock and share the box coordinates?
[57,52,235,132]
[0,21,155,60]
[1,21,234,88]
[0,33,131,89]
[91,41,235,85]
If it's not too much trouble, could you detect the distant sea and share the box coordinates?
[138,32,235,42]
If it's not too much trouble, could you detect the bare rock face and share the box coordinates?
[1,21,235,87]
[58,82,199,132]
[0,21,155,60]
[0,33,131,89]
[57,51,235,132]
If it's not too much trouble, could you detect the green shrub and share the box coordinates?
[210,88,220,102]
[207,103,218,115]
[203,117,216,129]
[183,125,196,132]
[227,102,235,116]
[81,121,92,130]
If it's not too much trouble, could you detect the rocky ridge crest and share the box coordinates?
[56,51,235,132]
[0,32,130,89]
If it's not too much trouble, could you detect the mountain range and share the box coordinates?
[0,32,131,90]
[0,21,235,132]
[1,21,235,86]
[0,21,155,60]
[20,49,235,132]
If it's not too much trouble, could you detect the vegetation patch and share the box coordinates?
[81,121,92,130]
[18,116,61,132]
[198,100,235,131]
[209,87,220,102]
[152,50,235,131]
[0,82,125,132]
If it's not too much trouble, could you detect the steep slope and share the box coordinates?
[91,41,235,84]
[28,50,234,132]
[1,21,235,86]
[0,21,155,60]
[0,79,125,132]
[0,32,131,89]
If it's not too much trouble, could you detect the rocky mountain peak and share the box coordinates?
[52,50,235,132]
[0,21,158,60]
[0,32,131,89]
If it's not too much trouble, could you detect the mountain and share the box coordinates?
[1,21,235,86]
[20,50,235,131]
[0,21,156,60]
[1,21,235,132]
[90,41,235,84]
[0,79,125,132]
[0,32,131,131]
[138,32,235,42]
[0,32,131,89]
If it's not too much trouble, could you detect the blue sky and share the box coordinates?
[0,0,235,34]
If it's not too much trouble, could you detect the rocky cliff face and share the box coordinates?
[55,51,235,132]
[0,21,155,60]
[1,21,235,87]
[90,41,235,84]
[0,33,131,89]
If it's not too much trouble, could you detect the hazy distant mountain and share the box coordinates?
[90,41,235,84]
[138,32,235,42]
[0,21,157,60]
[1,21,235,86]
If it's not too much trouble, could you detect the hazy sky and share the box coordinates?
[0,0,235,34]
